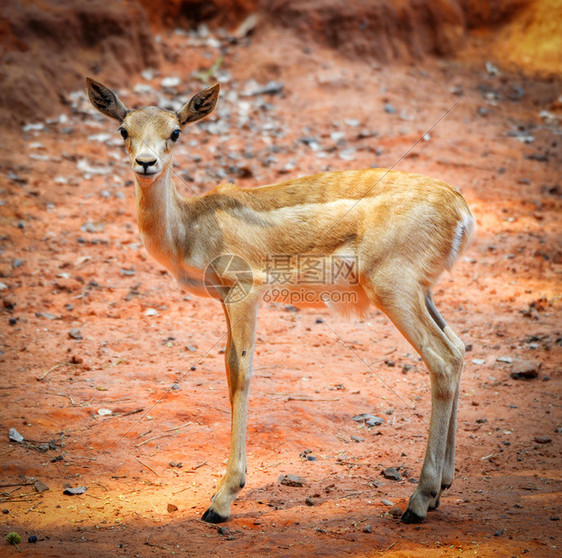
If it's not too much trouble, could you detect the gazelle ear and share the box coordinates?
[177,83,220,127]
[86,77,128,122]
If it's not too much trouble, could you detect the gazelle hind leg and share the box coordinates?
[425,293,465,503]
[365,284,464,523]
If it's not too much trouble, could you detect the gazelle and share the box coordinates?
[86,77,474,524]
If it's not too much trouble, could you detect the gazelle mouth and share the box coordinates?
[135,169,159,177]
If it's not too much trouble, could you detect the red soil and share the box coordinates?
[0,2,561,557]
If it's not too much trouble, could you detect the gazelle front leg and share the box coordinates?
[202,294,259,523]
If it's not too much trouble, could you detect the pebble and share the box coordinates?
[363,524,372,533]
[28,535,38,543]
[305,497,315,506]
[9,428,24,443]
[330,131,345,142]
[97,408,112,416]
[353,413,384,427]
[384,103,396,114]
[161,76,181,88]
[339,148,356,161]
[496,356,513,363]
[390,506,403,518]
[34,481,49,493]
[279,474,306,487]
[494,529,504,537]
[381,467,401,481]
[381,499,394,506]
[144,308,158,317]
[68,328,83,340]
[511,360,540,380]
[63,486,87,495]
[22,122,45,132]
[242,80,284,97]
[534,436,551,444]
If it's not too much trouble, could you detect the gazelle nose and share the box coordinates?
[135,158,157,173]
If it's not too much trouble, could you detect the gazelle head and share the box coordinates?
[86,78,220,184]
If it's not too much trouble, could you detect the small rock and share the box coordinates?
[315,317,324,324]
[97,408,112,416]
[185,344,197,352]
[384,103,396,114]
[511,360,540,380]
[144,308,158,317]
[381,467,401,481]
[497,356,513,364]
[242,80,284,96]
[353,414,384,427]
[9,428,24,443]
[284,304,299,312]
[68,328,83,340]
[534,436,551,444]
[167,503,178,513]
[472,359,486,366]
[217,526,231,537]
[363,524,372,533]
[28,535,38,543]
[338,148,356,161]
[475,418,488,424]
[63,486,87,495]
[34,481,49,493]
[381,499,394,506]
[485,61,499,75]
[279,474,306,487]
[22,122,45,132]
[305,497,315,506]
[161,76,181,88]
[390,506,403,518]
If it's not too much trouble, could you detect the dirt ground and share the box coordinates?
[1,10,561,558]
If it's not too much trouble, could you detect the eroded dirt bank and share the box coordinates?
[0,2,561,557]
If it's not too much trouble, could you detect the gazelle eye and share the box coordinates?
[170,129,181,142]
[119,127,128,140]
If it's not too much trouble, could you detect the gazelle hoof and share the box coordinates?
[401,508,425,524]
[202,508,229,524]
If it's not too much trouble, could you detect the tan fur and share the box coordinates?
[87,78,475,524]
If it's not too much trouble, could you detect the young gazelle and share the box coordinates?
[86,77,474,524]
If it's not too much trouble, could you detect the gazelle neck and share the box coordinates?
[134,164,185,266]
